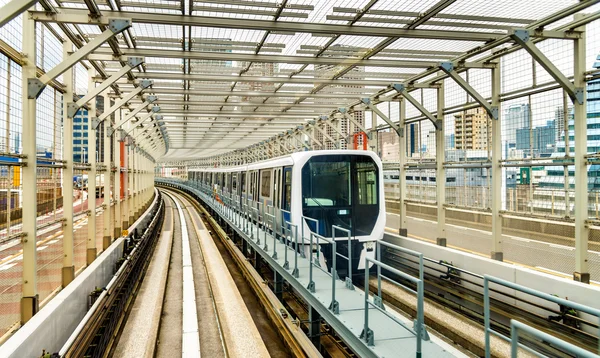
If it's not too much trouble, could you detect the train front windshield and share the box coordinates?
[301,155,379,237]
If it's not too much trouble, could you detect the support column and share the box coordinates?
[122,139,129,231]
[436,83,446,247]
[61,40,75,287]
[130,146,135,225]
[398,99,408,237]
[114,121,122,239]
[308,305,321,351]
[370,111,378,155]
[103,93,112,250]
[86,68,97,265]
[491,63,503,261]
[573,17,589,283]
[21,10,38,323]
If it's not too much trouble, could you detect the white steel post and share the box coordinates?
[122,139,128,231]
[574,16,589,283]
[370,110,378,155]
[114,118,121,239]
[103,94,112,250]
[86,68,97,265]
[21,10,38,323]
[398,99,408,237]
[436,82,446,246]
[130,146,135,224]
[491,63,503,261]
[62,40,75,287]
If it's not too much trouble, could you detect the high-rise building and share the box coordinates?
[516,120,556,156]
[504,103,530,146]
[454,107,490,150]
[71,96,104,163]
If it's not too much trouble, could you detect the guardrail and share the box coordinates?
[484,274,600,357]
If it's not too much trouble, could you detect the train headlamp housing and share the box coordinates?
[366,241,375,252]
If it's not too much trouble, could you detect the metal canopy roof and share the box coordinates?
[27,0,599,162]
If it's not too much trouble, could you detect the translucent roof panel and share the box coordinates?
[26,0,597,161]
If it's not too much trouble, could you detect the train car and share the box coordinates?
[188,150,385,278]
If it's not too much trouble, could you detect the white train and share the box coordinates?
[187,150,386,277]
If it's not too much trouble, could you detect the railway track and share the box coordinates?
[160,188,318,357]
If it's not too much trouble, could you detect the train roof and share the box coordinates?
[188,150,381,173]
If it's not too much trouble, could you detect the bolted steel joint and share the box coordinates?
[66,103,80,118]
[127,56,144,68]
[108,18,132,33]
[392,83,405,93]
[139,79,153,89]
[512,28,530,43]
[439,61,454,73]
[27,78,45,99]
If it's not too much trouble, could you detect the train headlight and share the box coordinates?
[366,241,374,252]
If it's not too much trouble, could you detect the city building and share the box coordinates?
[454,107,490,150]
[516,120,556,157]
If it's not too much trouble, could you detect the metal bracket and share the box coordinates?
[413,320,431,341]
[151,105,161,113]
[512,28,530,43]
[108,18,132,33]
[107,126,115,137]
[140,79,152,89]
[91,117,100,130]
[66,103,79,118]
[27,78,44,99]
[127,56,144,67]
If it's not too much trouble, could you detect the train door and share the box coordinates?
[282,166,292,220]
[241,171,247,204]
[252,170,259,202]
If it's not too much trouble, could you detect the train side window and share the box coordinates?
[356,160,378,205]
[241,172,246,193]
[232,173,237,192]
[260,170,272,197]
[282,167,292,211]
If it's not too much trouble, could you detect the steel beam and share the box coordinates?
[114,113,122,239]
[392,84,439,129]
[299,127,323,147]
[70,57,144,117]
[89,48,435,68]
[438,62,499,119]
[398,98,408,237]
[62,39,75,288]
[27,19,132,98]
[87,68,97,265]
[361,98,401,136]
[20,10,38,324]
[100,71,392,87]
[135,87,375,99]
[114,96,157,130]
[309,120,338,149]
[435,83,446,247]
[29,9,501,42]
[573,17,589,283]
[103,92,112,249]
[491,63,503,261]
[98,80,152,122]
[510,29,584,104]
[0,0,37,27]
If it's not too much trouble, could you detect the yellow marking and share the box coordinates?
[122,229,129,236]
